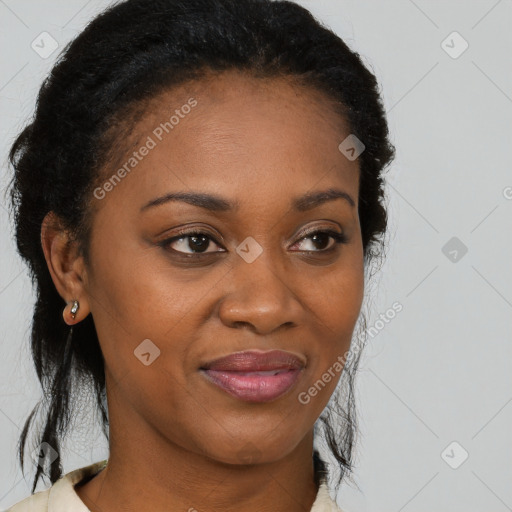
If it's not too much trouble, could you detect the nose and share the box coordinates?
[217,251,303,336]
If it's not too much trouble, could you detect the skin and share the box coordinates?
[41,69,364,512]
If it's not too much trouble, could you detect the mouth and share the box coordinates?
[199,349,306,403]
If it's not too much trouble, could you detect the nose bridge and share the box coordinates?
[218,242,300,334]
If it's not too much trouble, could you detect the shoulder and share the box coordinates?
[4,460,108,512]
[4,488,50,512]
[310,480,345,512]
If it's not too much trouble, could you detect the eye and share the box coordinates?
[290,229,348,252]
[158,227,348,257]
[158,230,225,256]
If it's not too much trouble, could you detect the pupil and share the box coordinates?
[190,235,209,252]
[312,233,328,250]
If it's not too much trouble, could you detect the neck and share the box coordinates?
[76,384,321,512]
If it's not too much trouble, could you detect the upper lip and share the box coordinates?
[201,349,306,372]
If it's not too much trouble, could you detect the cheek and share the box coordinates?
[88,254,228,390]
[87,226,190,328]
[309,263,364,335]
[304,261,364,391]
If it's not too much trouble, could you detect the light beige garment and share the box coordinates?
[5,460,344,511]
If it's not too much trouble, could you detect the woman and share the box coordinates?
[5,0,395,510]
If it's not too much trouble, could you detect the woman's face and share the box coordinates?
[81,70,364,465]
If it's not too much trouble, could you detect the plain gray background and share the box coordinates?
[1,1,511,511]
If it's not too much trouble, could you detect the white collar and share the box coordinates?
[11,460,343,511]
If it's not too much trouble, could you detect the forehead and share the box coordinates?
[93,69,359,213]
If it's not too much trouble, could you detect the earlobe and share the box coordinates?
[63,299,82,325]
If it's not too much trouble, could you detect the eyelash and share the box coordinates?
[157,228,348,257]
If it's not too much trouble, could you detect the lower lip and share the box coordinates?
[200,368,303,403]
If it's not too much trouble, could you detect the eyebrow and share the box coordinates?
[140,187,355,213]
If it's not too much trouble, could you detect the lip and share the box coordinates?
[199,349,306,403]
[201,349,306,372]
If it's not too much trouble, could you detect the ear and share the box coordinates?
[40,211,90,325]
